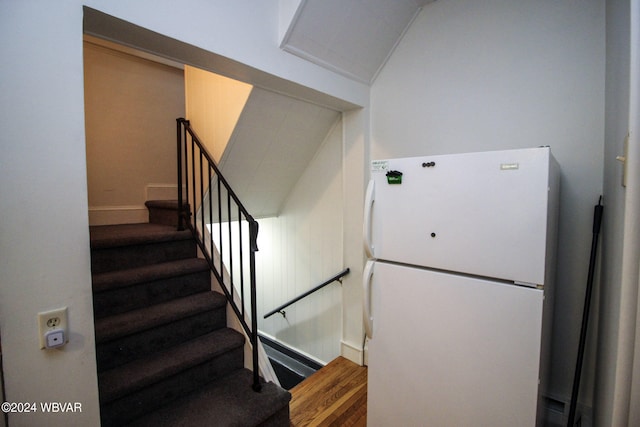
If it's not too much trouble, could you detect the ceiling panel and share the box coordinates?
[281,0,433,84]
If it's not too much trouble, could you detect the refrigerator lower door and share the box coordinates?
[367,262,545,427]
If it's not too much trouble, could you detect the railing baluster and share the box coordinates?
[176,119,184,231]
[239,207,245,319]
[217,176,223,288]
[249,219,260,391]
[209,166,213,256]
[190,135,196,232]
[184,123,190,228]
[199,150,204,240]
[227,191,233,304]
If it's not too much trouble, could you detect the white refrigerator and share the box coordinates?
[363,147,559,426]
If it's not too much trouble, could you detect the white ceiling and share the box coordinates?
[281,0,434,84]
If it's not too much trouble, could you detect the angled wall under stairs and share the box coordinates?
[89,201,290,426]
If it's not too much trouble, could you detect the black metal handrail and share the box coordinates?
[176,118,261,391]
[263,268,350,319]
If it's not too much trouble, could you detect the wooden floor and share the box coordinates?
[289,356,367,427]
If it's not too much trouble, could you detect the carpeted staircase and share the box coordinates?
[90,201,291,426]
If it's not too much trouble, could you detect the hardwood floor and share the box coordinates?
[289,356,367,427]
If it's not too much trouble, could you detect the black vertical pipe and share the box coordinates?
[567,196,603,426]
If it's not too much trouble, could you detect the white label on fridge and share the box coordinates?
[500,162,520,170]
[371,160,389,173]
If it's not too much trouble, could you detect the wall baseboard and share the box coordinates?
[341,340,364,366]
[146,183,180,201]
[89,184,183,226]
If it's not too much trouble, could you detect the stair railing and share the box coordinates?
[263,268,350,319]
[176,118,261,392]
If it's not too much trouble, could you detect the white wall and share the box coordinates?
[596,0,630,424]
[371,0,605,416]
[257,119,344,364]
[341,107,369,363]
[597,1,640,426]
[627,26,640,417]
[0,1,367,426]
[0,3,101,426]
[84,40,185,225]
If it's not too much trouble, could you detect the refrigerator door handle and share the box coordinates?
[363,179,375,259]
[363,259,375,339]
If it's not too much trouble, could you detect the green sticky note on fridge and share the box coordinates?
[386,170,403,184]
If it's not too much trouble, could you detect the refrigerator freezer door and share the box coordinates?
[368,147,557,285]
[367,262,544,427]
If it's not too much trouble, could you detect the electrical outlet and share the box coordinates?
[38,307,68,349]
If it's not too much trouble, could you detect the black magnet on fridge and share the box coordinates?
[386,170,403,184]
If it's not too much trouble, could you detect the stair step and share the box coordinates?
[128,369,291,427]
[95,292,226,343]
[95,292,227,371]
[90,223,193,248]
[99,328,245,402]
[90,223,195,273]
[92,258,211,318]
[145,200,189,227]
[99,328,245,426]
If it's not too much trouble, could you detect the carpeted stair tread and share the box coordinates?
[95,308,226,372]
[90,223,192,249]
[127,368,291,427]
[145,200,183,210]
[99,328,245,404]
[92,258,210,293]
[92,257,212,319]
[95,292,226,344]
